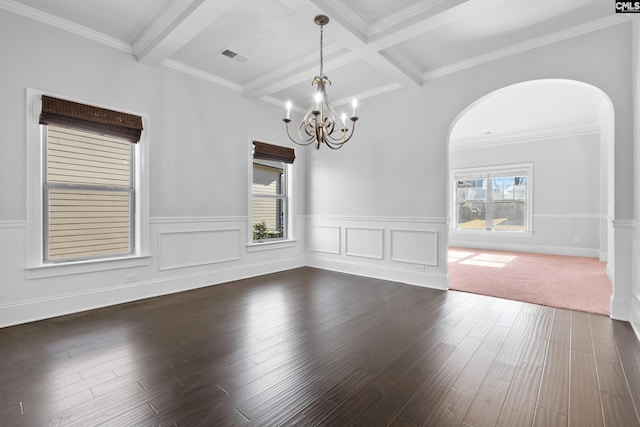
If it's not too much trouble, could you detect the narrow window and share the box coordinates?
[251,141,295,242]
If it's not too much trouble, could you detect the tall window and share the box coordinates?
[38,95,143,262]
[44,126,134,260]
[251,141,295,242]
[453,164,532,232]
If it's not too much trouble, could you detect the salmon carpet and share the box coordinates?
[448,247,612,315]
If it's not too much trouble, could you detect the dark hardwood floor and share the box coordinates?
[1,267,639,426]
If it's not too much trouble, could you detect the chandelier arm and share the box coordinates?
[283,120,315,146]
[326,118,358,146]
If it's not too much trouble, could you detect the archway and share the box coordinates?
[447,79,615,315]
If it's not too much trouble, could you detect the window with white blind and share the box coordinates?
[26,90,149,274]
[44,125,133,261]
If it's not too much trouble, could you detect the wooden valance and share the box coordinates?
[39,95,143,143]
[253,141,295,164]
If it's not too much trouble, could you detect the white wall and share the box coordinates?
[631,18,640,338]
[0,10,307,327]
[449,132,602,257]
[305,23,635,320]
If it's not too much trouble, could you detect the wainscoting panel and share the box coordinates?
[309,226,341,254]
[159,228,242,271]
[345,227,384,259]
[390,229,438,266]
[306,216,448,289]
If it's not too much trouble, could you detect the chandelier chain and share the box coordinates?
[319,24,324,76]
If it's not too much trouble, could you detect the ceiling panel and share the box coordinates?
[389,0,610,73]
[337,0,424,25]
[171,0,327,84]
[12,0,173,43]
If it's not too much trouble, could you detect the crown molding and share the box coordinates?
[162,59,242,93]
[423,14,630,81]
[0,0,132,54]
[450,123,600,151]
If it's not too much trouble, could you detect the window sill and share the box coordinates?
[246,239,297,252]
[450,229,533,238]
[26,255,151,279]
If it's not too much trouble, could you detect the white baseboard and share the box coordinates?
[0,257,306,328]
[631,293,640,342]
[307,256,448,290]
[449,241,600,258]
[599,251,608,262]
[610,296,631,322]
[606,263,614,283]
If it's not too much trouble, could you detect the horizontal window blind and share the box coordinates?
[47,189,131,260]
[47,126,131,186]
[45,125,132,261]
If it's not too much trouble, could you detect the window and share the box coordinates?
[27,90,149,273]
[453,164,532,232]
[250,141,295,243]
[44,125,133,261]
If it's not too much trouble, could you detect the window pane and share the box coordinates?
[252,197,285,240]
[492,201,526,231]
[253,160,284,196]
[456,179,486,229]
[492,175,526,231]
[47,125,131,187]
[47,189,131,260]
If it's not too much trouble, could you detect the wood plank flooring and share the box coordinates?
[1,267,639,426]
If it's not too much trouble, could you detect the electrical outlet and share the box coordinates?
[125,274,138,283]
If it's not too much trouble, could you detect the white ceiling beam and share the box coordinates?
[366,0,470,50]
[134,0,241,67]
[243,45,357,100]
[280,0,422,87]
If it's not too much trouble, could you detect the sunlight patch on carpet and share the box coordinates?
[449,249,517,268]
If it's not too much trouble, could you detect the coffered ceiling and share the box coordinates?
[1,0,626,124]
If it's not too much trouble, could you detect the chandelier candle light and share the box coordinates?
[283,15,358,150]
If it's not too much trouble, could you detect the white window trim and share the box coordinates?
[25,89,150,278]
[450,163,534,237]
[246,139,296,251]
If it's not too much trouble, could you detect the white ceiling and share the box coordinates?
[450,80,609,146]
[1,0,626,137]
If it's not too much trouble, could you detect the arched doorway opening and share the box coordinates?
[447,79,615,315]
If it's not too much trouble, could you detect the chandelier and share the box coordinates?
[283,15,358,150]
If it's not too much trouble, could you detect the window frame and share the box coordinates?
[451,163,533,235]
[26,89,150,278]
[247,140,296,251]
